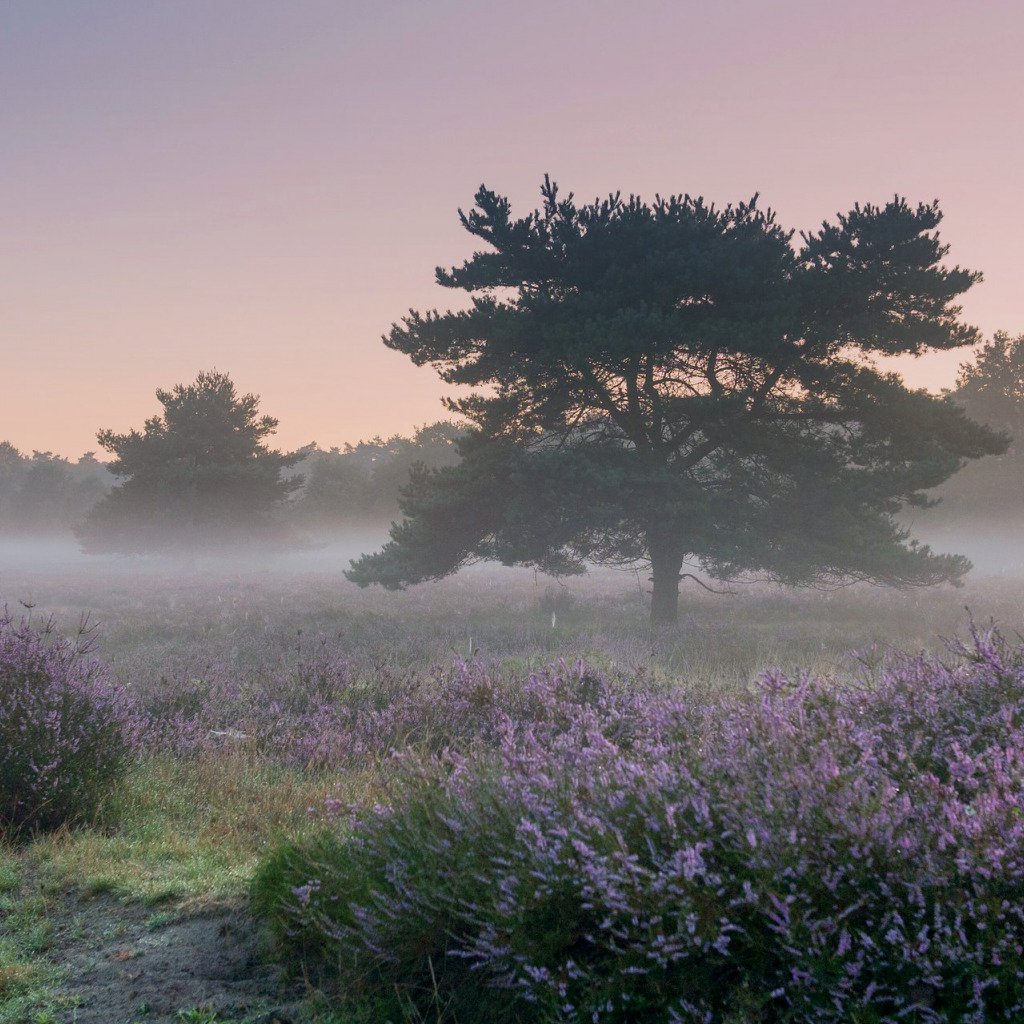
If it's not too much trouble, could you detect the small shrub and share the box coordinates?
[254,632,1024,1023]
[0,612,140,835]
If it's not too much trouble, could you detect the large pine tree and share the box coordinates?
[348,179,1005,625]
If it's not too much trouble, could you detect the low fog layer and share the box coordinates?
[0,513,1020,593]
[0,532,389,575]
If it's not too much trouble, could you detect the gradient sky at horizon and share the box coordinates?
[3,0,1022,457]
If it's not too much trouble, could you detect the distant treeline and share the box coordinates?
[0,422,462,539]
[931,331,1024,520]
[292,422,462,528]
[0,445,113,534]
[2,334,1020,544]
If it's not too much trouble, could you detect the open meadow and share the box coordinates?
[3,543,1024,1022]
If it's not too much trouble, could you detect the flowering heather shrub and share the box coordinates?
[140,636,637,768]
[254,628,1024,1023]
[0,612,140,834]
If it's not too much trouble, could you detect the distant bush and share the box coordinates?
[254,631,1024,1023]
[0,613,140,834]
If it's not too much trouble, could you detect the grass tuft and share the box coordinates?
[27,752,360,905]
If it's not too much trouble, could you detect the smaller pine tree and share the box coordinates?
[79,370,301,553]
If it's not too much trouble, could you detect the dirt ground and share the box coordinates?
[49,891,300,1024]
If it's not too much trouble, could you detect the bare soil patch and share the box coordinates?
[50,890,299,1023]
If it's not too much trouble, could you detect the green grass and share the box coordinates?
[21,753,356,906]
[0,850,65,1024]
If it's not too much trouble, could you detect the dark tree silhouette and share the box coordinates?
[347,179,1005,625]
[79,370,300,553]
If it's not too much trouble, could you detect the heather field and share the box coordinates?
[3,549,1024,1023]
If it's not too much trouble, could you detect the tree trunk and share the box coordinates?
[648,531,684,628]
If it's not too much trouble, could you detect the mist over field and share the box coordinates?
[4,509,1022,574]
[0,511,1021,693]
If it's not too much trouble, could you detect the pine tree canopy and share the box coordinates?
[79,370,301,553]
[347,178,1006,624]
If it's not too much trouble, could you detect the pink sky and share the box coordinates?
[2,0,1022,458]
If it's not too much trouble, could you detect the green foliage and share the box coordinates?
[250,830,348,965]
[0,860,62,1024]
[78,371,301,553]
[251,793,523,1024]
[349,179,1005,623]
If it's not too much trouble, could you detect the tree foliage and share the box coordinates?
[348,178,1005,623]
[79,370,301,553]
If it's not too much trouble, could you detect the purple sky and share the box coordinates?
[3,0,1022,457]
